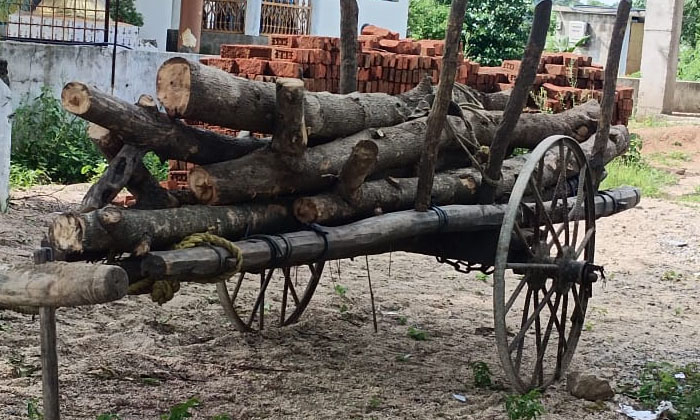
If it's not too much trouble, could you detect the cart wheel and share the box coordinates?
[217,262,325,333]
[494,135,597,393]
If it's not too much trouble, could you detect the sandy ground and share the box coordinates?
[0,129,699,419]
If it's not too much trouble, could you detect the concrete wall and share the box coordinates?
[554,10,616,65]
[625,22,644,75]
[0,40,200,110]
[618,77,700,115]
[311,0,409,38]
[135,0,176,51]
[200,32,267,55]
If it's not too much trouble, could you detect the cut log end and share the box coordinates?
[189,167,217,204]
[157,57,193,117]
[61,82,91,115]
[48,213,85,254]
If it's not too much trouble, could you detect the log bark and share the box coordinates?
[135,186,641,281]
[481,0,552,203]
[592,0,631,185]
[0,262,127,307]
[415,0,468,211]
[337,140,379,202]
[339,0,359,94]
[294,125,630,225]
[189,100,600,205]
[156,57,433,141]
[48,203,298,255]
[62,82,269,164]
[83,123,179,212]
[272,78,308,158]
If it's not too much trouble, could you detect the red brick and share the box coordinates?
[269,35,297,48]
[361,25,399,40]
[545,64,569,76]
[617,86,634,99]
[267,61,303,78]
[502,60,521,72]
[359,35,381,49]
[234,58,268,75]
[221,44,273,60]
[204,58,237,73]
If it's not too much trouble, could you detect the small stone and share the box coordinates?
[567,371,615,401]
[676,168,686,175]
[666,239,688,247]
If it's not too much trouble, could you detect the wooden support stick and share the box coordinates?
[480,0,553,204]
[339,0,359,94]
[414,0,468,212]
[40,306,59,420]
[592,0,632,186]
[272,78,308,158]
[337,140,379,203]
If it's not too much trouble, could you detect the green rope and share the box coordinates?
[128,233,243,305]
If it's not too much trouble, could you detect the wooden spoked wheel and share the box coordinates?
[216,262,325,333]
[494,136,597,393]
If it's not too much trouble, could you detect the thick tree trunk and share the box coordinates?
[272,78,308,159]
[62,82,269,164]
[48,203,298,256]
[156,57,434,141]
[415,0,468,211]
[339,0,359,94]
[132,187,641,281]
[294,125,630,225]
[190,100,600,205]
[83,123,179,212]
[0,262,127,308]
[337,140,379,202]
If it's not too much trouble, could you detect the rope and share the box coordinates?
[128,233,243,305]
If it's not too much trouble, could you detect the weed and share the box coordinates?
[662,270,683,282]
[529,87,552,114]
[505,390,545,420]
[407,326,428,341]
[471,361,493,388]
[143,152,169,181]
[161,397,200,420]
[674,307,684,317]
[211,415,232,420]
[567,61,577,89]
[27,399,43,420]
[8,353,39,378]
[140,376,161,386]
[475,273,490,283]
[9,163,50,189]
[334,284,348,298]
[11,86,104,184]
[600,160,676,198]
[629,115,670,128]
[584,322,594,332]
[628,362,699,420]
[649,151,692,167]
[368,395,382,410]
[398,316,408,325]
[678,186,700,204]
[96,415,121,420]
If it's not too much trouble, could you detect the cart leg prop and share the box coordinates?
[40,306,60,420]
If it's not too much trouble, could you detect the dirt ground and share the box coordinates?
[0,127,699,419]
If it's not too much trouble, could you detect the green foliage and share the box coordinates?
[470,361,493,388]
[9,163,49,188]
[629,362,700,420]
[211,415,232,420]
[408,0,531,66]
[530,87,553,114]
[505,390,545,420]
[11,87,104,184]
[144,152,169,181]
[109,0,144,27]
[682,0,700,48]
[407,0,451,40]
[27,399,43,420]
[96,415,121,420]
[161,397,200,420]
[661,270,684,282]
[632,0,646,8]
[407,326,428,341]
[474,272,490,283]
[546,35,591,53]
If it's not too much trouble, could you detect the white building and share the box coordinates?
[135,0,410,52]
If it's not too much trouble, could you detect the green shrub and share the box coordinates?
[11,87,105,184]
[630,362,699,420]
[505,390,545,420]
[9,163,50,188]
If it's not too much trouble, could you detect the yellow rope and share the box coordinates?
[128,233,243,305]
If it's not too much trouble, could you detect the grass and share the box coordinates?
[470,361,493,388]
[628,115,671,129]
[649,151,693,167]
[407,326,428,341]
[678,186,700,204]
[600,160,677,198]
[625,362,700,420]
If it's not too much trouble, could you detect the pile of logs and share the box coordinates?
[47,55,631,260]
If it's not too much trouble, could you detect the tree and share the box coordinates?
[109,0,143,27]
[408,0,531,66]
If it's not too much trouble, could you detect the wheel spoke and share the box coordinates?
[529,179,564,255]
[570,164,587,246]
[575,227,596,258]
[559,146,571,246]
[246,269,275,329]
[283,268,301,305]
[509,286,556,353]
[280,268,289,325]
[505,276,529,314]
[556,292,569,376]
[514,222,536,258]
[570,284,586,324]
[231,272,246,302]
[533,290,544,386]
[531,288,561,386]
[514,288,533,375]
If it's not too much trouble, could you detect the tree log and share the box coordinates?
[189,100,600,205]
[294,126,630,225]
[0,262,127,307]
[272,78,308,159]
[415,0,468,211]
[48,203,298,255]
[134,186,641,281]
[337,140,379,203]
[156,57,434,141]
[339,0,359,94]
[62,82,269,164]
